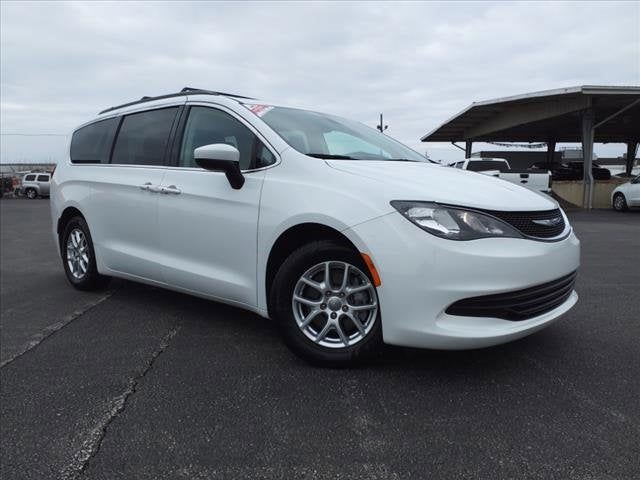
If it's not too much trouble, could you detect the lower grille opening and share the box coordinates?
[446,271,577,321]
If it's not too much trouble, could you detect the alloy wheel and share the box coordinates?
[292,261,378,349]
[66,228,89,279]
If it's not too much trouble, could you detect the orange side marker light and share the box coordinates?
[360,253,382,287]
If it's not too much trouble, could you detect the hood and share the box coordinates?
[325,160,557,212]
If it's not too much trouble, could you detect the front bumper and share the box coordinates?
[346,212,580,349]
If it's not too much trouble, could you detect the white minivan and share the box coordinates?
[51,88,580,365]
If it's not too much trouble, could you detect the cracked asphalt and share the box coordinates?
[1,199,639,480]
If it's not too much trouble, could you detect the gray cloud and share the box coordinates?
[1,1,639,163]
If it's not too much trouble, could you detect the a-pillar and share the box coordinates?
[626,141,638,176]
[581,109,595,209]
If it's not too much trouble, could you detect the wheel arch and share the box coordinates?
[57,206,86,237]
[265,222,361,315]
[612,190,627,209]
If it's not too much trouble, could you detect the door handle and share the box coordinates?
[140,182,162,193]
[160,185,181,195]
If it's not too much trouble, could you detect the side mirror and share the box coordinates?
[194,144,245,190]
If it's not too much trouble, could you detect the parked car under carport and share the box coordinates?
[531,161,611,181]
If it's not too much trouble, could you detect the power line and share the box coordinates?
[1,133,67,136]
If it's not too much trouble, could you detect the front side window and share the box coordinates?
[111,107,178,166]
[70,117,119,164]
[179,106,275,170]
[251,105,427,162]
[37,175,49,182]
[24,174,36,181]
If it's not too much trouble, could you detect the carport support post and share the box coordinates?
[626,142,638,176]
[465,141,473,158]
[546,140,556,166]
[581,110,595,209]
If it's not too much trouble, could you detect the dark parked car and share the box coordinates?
[567,161,611,180]
[0,176,13,197]
[531,161,611,181]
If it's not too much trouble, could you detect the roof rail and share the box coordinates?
[98,87,255,115]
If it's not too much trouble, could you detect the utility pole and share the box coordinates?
[376,113,388,134]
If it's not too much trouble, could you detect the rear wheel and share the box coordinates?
[25,188,37,199]
[270,240,382,366]
[613,192,628,211]
[61,216,110,290]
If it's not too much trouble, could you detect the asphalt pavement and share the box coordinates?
[1,199,639,480]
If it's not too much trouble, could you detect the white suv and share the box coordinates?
[21,172,51,198]
[51,88,580,365]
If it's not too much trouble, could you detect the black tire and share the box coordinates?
[270,240,383,367]
[613,192,628,212]
[60,216,110,290]
[25,188,38,199]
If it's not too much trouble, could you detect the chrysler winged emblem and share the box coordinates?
[532,216,562,227]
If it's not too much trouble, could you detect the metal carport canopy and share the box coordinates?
[420,85,640,144]
[421,85,640,209]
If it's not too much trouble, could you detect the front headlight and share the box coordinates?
[391,201,523,240]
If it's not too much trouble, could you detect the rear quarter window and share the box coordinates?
[111,107,178,166]
[70,117,119,164]
[36,175,49,182]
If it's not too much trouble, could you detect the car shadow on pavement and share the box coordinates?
[109,278,557,377]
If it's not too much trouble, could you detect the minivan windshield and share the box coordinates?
[249,105,428,162]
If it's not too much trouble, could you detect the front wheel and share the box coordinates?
[270,240,382,366]
[25,188,38,199]
[613,193,628,211]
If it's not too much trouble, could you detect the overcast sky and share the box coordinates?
[1,1,639,163]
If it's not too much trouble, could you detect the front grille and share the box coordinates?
[486,208,566,239]
[446,271,577,321]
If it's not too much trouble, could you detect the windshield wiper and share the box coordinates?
[306,153,423,162]
[306,153,356,160]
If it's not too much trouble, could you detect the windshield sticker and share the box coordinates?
[243,104,274,117]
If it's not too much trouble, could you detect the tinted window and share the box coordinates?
[255,142,276,169]
[179,107,275,170]
[467,160,508,172]
[71,117,119,164]
[111,107,178,165]
[24,174,36,181]
[37,175,49,182]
